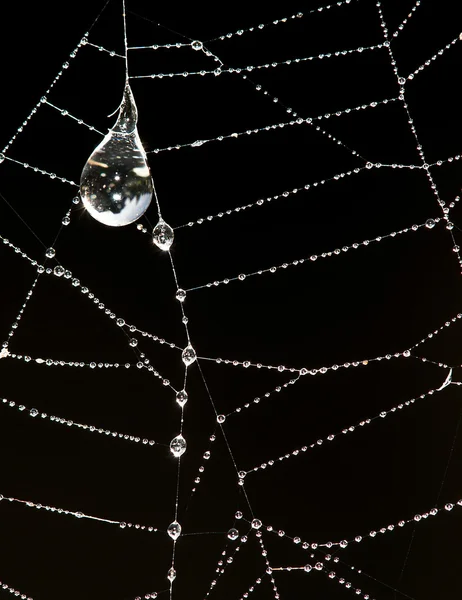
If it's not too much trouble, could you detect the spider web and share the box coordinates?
[0,1,462,599]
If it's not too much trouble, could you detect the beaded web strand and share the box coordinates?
[0,1,462,599]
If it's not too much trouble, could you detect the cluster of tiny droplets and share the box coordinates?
[205,536,248,598]
[206,0,355,43]
[0,579,33,600]
[410,311,462,352]
[45,100,104,135]
[227,374,300,418]
[0,35,87,156]
[5,261,178,387]
[253,498,462,554]
[406,34,461,81]
[246,378,450,476]
[174,162,456,230]
[203,349,433,380]
[2,276,39,349]
[130,39,385,81]
[190,433,217,494]
[147,96,398,155]
[86,40,125,58]
[244,73,365,158]
[391,0,420,39]
[381,4,462,278]
[1,2,462,596]
[133,593,158,600]
[257,535,281,600]
[1,223,180,391]
[321,569,375,600]
[6,352,133,370]
[0,493,159,532]
[130,326,180,350]
[1,398,158,447]
[237,576,263,600]
[1,154,78,186]
[0,234,36,265]
[186,218,436,292]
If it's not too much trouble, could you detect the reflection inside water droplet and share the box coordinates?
[153,219,174,250]
[170,434,187,457]
[80,83,153,227]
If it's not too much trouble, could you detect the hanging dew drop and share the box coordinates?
[80,82,153,227]
[227,528,239,540]
[176,389,188,407]
[170,434,186,457]
[152,219,174,250]
[182,345,196,366]
[167,520,182,540]
[167,567,176,582]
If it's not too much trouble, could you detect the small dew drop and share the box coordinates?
[153,219,174,250]
[175,289,186,302]
[176,389,188,407]
[182,345,196,366]
[170,434,186,458]
[167,520,182,540]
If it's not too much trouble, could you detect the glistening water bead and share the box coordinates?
[175,288,186,302]
[80,82,153,227]
[176,389,188,407]
[152,219,174,250]
[170,434,187,457]
[167,520,182,540]
[182,345,196,366]
[167,567,176,582]
[227,528,239,540]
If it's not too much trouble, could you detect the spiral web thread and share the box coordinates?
[0,1,462,599]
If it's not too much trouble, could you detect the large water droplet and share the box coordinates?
[80,83,153,227]
[167,520,182,540]
[153,219,174,250]
[167,567,176,582]
[182,345,196,366]
[170,434,186,457]
[227,528,239,540]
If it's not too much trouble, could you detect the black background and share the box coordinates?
[0,1,462,599]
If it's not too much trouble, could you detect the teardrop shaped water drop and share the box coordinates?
[170,434,186,457]
[153,219,174,250]
[167,520,182,540]
[80,83,153,227]
[176,389,188,407]
[167,567,176,582]
[182,344,196,366]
